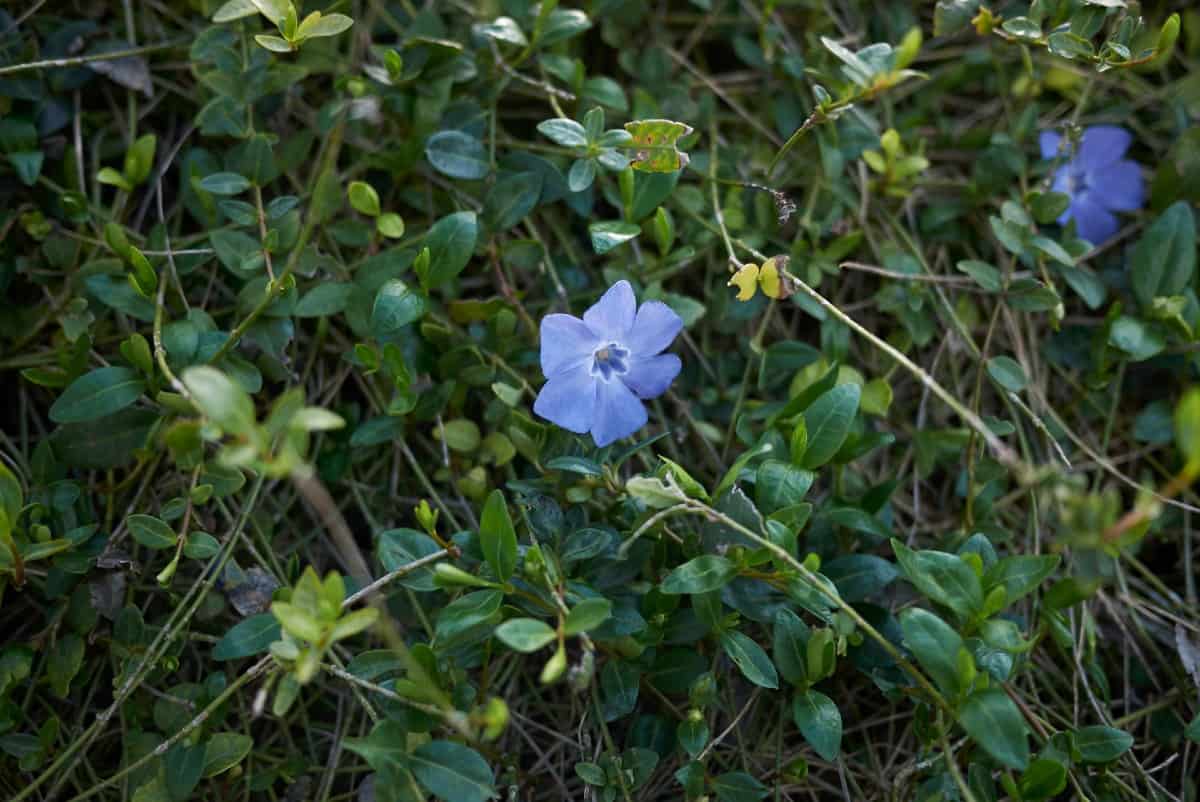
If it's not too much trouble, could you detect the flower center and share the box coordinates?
[1065,169,1087,194]
[591,343,629,380]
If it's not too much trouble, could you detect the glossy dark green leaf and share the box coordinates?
[801,383,860,469]
[371,279,427,336]
[425,130,489,180]
[127,514,176,550]
[710,771,768,801]
[49,367,145,424]
[898,607,964,696]
[409,741,497,802]
[792,689,842,761]
[719,631,779,689]
[213,614,280,661]
[892,539,983,621]
[959,688,1030,771]
[421,211,478,289]
[483,171,542,230]
[661,555,737,594]
[479,489,517,582]
[1073,725,1133,763]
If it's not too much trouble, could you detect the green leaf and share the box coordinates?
[97,166,132,191]
[719,631,779,689]
[377,529,442,592]
[202,733,254,777]
[1109,316,1165,362]
[421,211,478,289]
[792,689,842,761]
[536,118,588,147]
[47,633,84,697]
[956,259,1001,291]
[772,609,810,686]
[661,555,738,594]
[538,8,593,45]
[434,590,503,642]
[474,17,528,47]
[296,12,353,39]
[588,221,640,254]
[348,181,381,217]
[254,34,293,53]
[710,771,769,802]
[986,356,1027,393]
[898,607,964,696]
[344,721,408,772]
[1046,31,1095,60]
[49,367,145,424]
[127,514,176,550]
[677,718,709,759]
[479,489,517,582]
[198,172,250,195]
[892,539,983,621]
[801,383,860,469]
[494,618,557,652]
[1131,202,1196,307]
[1184,713,1200,743]
[563,598,611,635]
[329,608,379,642]
[484,171,542,231]
[0,462,25,536]
[182,366,256,433]
[409,741,497,802]
[755,460,814,513]
[165,743,206,802]
[545,456,603,476]
[8,151,43,186]
[958,688,1029,771]
[1001,16,1042,38]
[1018,758,1068,800]
[249,0,288,25]
[213,614,280,661]
[213,0,259,23]
[823,554,899,602]
[600,659,640,720]
[820,35,874,85]
[377,212,405,239]
[1073,725,1133,763]
[371,279,427,336]
[124,134,157,186]
[425,130,490,180]
[983,555,1059,606]
[623,119,693,172]
[295,283,353,317]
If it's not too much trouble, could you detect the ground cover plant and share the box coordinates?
[1,0,1199,800]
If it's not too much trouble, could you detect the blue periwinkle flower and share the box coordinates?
[1039,125,1144,245]
[534,280,682,447]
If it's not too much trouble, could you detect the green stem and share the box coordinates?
[0,42,182,76]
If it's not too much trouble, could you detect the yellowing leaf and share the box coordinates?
[729,264,759,301]
[623,119,694,172]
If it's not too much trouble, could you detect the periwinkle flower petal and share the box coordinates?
[622,353,682,399]
[1041,124,1143,245]
[1039,131,1063,160]
[1069,194,1119,245]
[533,366,596,433]
[1076,125,1133,170]
[590,378,647,447]
[1091,160,1144,212]
[583,280,636,340]
[626,301,684,356]
[533,281,683,447]
[540,314,601,378]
